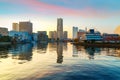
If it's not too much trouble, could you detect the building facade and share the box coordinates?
[73,26,78,39]
[77,29,86,40]
[63,31,68,39]
[19,21,33,34]
[82,29,103,41]
[9,31,32,42]
[103,33,120,42]
[0,27,8,36]
[12,23,19,31]
[49,31,57,40]
[57,18,63,40]
[37,31,48,43]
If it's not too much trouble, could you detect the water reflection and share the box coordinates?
[0,43,120,80]
[57,42,63,64]
[0,45,11,59]
[49,43,57,52]
[85,47,95,59]
[72,45,78,57]
[37,43,48,53]
[9,44,33,61]
[63,43,67,51]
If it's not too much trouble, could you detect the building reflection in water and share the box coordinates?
[37,43,48,53]
[9,43,33,62]
[72,45,78,57]
[85,47,101,60]
[63,43,67,51]
[106,48,120,57]
[48,43,57,52]
[57,42,63,64]
[0,45,11,59]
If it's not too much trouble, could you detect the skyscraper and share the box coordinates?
[73,26,78,39]
[57,18,63,40]
[19,21,33,34]
[12,23,19,31]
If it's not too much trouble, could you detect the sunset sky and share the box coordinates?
[0,0,120,37]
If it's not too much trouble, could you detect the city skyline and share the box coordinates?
[0,0,120,38]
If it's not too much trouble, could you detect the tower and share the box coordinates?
[57,18,63,40]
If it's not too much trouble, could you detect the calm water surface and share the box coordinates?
[0,42,120,80]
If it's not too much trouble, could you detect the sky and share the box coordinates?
[0,0,120,38]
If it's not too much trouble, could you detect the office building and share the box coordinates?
[49,31,57,40]
[63,31,68,39]
[57,18,63,40]
[19,21,33,34]
[37,31,48,43]
[12,23,19,31]
[9,31,32,42]
[73,26,78,39]
[0,27,8,36]
[77,29,86,40]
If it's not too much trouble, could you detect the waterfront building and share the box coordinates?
[9,31,32,42]
[19,21,33,34]
[37,31,48,43]
[73,26,78,39]
[32,33,38,42]
[57,18,63,40]
[49,31,57,40]
[0,27,8,36]
[12,23,19,31]
[77,29,86,41]
[102,33,120,42]
[82,29,103,41]
[63,31,68,39]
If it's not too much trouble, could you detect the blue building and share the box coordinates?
[32,33,38,42]
[82,29,103,41]
[9,31,32,43]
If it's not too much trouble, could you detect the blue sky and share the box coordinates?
[0,0,120,37]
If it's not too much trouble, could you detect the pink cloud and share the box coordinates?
[2,0,120,18]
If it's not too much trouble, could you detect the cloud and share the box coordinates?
[1,0,120,18]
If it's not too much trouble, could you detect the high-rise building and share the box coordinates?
[63,31,68,39]
[0,27,8,36]
[49,31,57,40]
[57,18,63,40]
[73,26,78,39]
[19,21,33,34]
[12,23,19,31]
